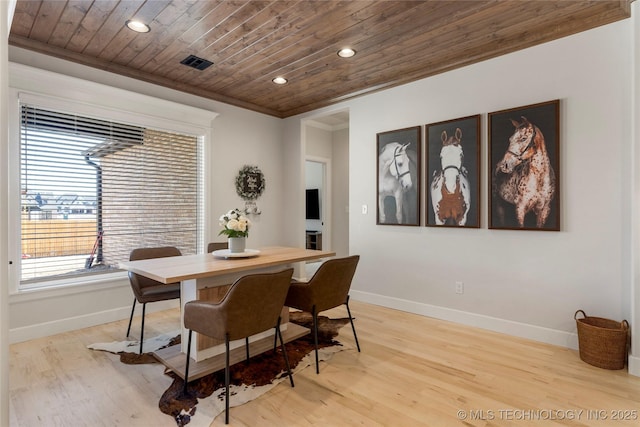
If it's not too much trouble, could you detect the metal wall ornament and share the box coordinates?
[235,165,265,215]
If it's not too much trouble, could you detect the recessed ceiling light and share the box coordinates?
[272,77,288,85]
[337,48,356,58]
[126,20,150,33]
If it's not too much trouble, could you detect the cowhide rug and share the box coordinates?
[88,312,350,426]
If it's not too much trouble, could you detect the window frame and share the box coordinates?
[8,83,217,295]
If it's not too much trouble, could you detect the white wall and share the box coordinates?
[346,19,633,348]
[306,126,333,158]
[204,102,285,247]
[630,0,640,375]
[290,12,637,362]
[332,128,350,258]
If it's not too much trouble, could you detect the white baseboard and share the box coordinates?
[9,300,179,344]
[628,355,640,377]
[350,290,579,350]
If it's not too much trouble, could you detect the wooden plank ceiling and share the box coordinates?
[9,0,633,118]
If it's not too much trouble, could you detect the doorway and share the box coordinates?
[302,110,349,266]
[305,158,329,278]
[305,159,328,251]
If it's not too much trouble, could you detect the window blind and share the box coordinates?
[20,104,201,284]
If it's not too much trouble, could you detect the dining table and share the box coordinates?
[119,245,335,380]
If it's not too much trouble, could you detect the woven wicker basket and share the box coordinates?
[574,310,629,370]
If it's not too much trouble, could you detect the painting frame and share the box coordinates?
[488,99,560,231]
[425,115,481,228]
[376,126,421,226]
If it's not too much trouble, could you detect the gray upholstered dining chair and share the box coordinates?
[126,246,182,354]
[182,268,295,424]
[285,255,360,374]
[207,241,228,252]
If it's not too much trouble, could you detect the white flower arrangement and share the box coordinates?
[218,208,251,238]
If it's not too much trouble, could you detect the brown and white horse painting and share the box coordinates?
[430,128,470,226]
[493,116,556,228]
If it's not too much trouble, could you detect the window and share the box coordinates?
[20,104,202,286]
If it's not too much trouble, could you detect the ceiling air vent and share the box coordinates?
[180,55,213,71]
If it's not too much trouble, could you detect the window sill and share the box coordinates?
[9,271,129,304]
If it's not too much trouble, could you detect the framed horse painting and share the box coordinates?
[488,99,560,231]
[425,115,481,228]
[376,126,421,226]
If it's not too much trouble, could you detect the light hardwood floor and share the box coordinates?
[9,301,640,426]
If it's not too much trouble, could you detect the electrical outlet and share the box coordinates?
[455,281,464,294]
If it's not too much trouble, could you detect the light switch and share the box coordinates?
[362,204,368,214]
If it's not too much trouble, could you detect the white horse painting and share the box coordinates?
[378,142,412,223]
[430,128,470,226]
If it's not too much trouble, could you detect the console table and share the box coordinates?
[305,231,322,250]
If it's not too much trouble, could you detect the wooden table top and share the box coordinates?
[118,246,335,283]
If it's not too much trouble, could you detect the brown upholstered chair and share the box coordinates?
[183,268,295,424]
[285,255,360,374]
[207,241,228,252]
[126,246,182,354]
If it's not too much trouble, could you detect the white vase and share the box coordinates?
[228,237,246,253]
